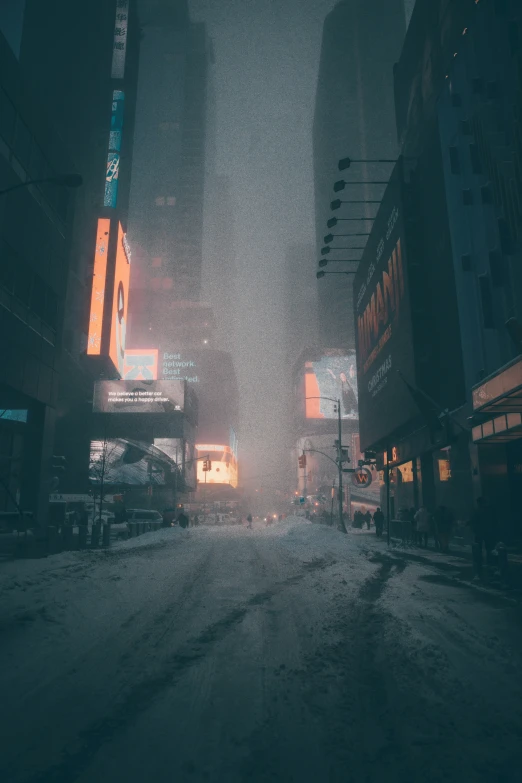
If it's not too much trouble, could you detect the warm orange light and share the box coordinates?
[305,373,323,418]
[109,222,131,376]
[87,219,111,355]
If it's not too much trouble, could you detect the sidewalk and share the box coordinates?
[351,526,522,596]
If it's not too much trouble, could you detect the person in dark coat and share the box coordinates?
[435,505,454,553]
[177,510,189,529]
[469,497,497,563]
[373,507,384,537]
[364,510,372,530]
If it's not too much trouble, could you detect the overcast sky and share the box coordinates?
[190,0,411,490]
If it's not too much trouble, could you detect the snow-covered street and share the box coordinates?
[1,517,521,783]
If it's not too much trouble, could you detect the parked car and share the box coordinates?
[126,509,163,531]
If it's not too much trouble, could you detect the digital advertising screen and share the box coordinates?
[109,222,131,377]
[354,160,417,452]
[195,444,238,489]
[87,219,111,355]
[93,380,184,414]
[123,349,159,380]
[304,350,358,420]
[89,438,175,486]
[104,90,125,208]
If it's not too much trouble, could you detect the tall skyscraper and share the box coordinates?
[283,244,318,365]
[313,0,405,348]
[202,174,237,353]
[128,0,211,338]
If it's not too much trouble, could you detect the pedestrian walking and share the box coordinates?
[435,505,454,553]
[364,510,372,530]
[469,497,497,565]
[408,507,417,545]
[247,513,253,529]
[414,506,430,547]
[177,510,189,529]
[373,507,384,537]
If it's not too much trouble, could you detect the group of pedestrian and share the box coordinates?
[352,509,372,529]
[408,505,453,552]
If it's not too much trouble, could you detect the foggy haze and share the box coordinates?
[192,0,338,488]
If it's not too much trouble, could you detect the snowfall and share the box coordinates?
[1,517,521,783]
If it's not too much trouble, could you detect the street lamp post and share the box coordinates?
[0,173,83,196]
[327,217,375,228]
[316,270,357,278]
[331,199,381,210]
[338,157,396,171]
[305,397,348,533]
[324,233,370,243]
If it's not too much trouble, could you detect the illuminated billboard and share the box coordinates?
[109,223,131,377]
[93,380,184,414]
[111,0,129,79]
[304,350,358,419]
[354,160,417,452]
[195,444,238,489]
[89,438,176,486]
[87,219,111,355]
[104,90,124,208]
[123,349,159,380]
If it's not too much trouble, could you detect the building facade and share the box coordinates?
[355,0,522,541]
[313,0,405,348]
[20,0,141,495]
[0,28,77,517]
[128,0,211,321]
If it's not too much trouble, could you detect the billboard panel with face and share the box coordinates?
[304,351,358,420]
[89,438,175,486]
[87,219,111,355]
[123,349,159,380]
[93,380,184,414]
[104,90,124,208]
[195,444,238,489]
[109,222,130,377]
[354,161,417,452]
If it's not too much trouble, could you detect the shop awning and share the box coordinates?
[472,356,522,414]
[472,413,522,443]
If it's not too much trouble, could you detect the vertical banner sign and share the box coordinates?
[111,0,129,79]
[109,223,131,377]
[87,219,111,354]
[104,90,125,208]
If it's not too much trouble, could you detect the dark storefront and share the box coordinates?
[472,357,522,542]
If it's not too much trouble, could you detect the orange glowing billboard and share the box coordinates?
[195,444,238,488]
[109,222,131,376]
[87,219,111,355]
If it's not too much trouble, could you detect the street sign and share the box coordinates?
[351,468,373,488]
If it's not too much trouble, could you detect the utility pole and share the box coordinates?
[336,398,347,534]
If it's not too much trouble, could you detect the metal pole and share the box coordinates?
[338,398,347,533]
[330,480,335,526]
[386,449,391,547]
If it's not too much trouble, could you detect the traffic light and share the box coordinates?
[202,459,212,472]
[298,454,306,469]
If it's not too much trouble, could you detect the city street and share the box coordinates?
[1,518,521,783]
